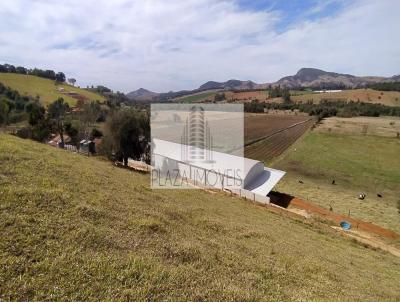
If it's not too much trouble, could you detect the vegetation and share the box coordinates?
[0,73,105,106]
[267,85,290,99]
[368,81,400,92]
[286,88,400,107]
[273,129,400,233]
[245,99,400,119]
[1,134,400,301]
[0,63,65,82]
[101,109,150,165]
[0,82,32,125]
[176,91,216,103]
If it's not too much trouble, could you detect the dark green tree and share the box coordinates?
[102,109,149,166]
[48,98,69,147]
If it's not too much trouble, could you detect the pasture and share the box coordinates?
[175,90,218,103]
[272,117,400,234]
[0,73,105,106]
[1,133,400,300]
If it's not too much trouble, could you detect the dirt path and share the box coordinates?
[331,226,400,258]
[269,192,399,239]
[289,197,399,239]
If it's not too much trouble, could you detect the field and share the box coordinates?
[270,89,400,107]
[1,133,400,300]
[226,90,268,102]
[272,117,400,234]
[175,90,218,103]
[0,73,105,106]
[244,114,315,162]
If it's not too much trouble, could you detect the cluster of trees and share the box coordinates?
[0,63,66,82]
[7,88,151,165]
[214,92,226,102]
[13,96,105,145]
[245,99,400,120]
[101,109,150,165]
[86,85,112,94]
[368,82,400,92]
[267,85,291,102]
[0,82,32,125]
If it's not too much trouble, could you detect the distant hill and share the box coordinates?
[0,73,105,106]
[127,68,399,102]
[274,68,392,89]
[126,88,159,101]
[199,79,258,90]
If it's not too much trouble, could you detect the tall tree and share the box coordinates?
[48,98,69,147]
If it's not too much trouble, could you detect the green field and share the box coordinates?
[272,126,400,233]
[1,133,400,300]
[175,91,217,103]
[0,73,105,106]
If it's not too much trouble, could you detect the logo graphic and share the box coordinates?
[151,103,244,189]
[181,105,213,163]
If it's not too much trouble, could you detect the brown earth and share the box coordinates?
[269,192,399,239]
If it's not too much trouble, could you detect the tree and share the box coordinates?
[214,93,226,102]
[0,98,11,125]
[102,109,149,166]
[25,101,45,126]
[55,72,66,83]
[48,98,69,147]
[15,66,27,74]
[282,88,291,104]
[68,78,76,86]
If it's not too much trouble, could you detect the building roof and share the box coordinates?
[152,139,285,196]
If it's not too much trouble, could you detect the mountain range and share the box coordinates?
[127,68,399,101]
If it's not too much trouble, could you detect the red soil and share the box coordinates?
[269,192,400,239]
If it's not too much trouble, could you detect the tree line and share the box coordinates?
[0,63,66,82]
[368,82,400,92]
[245,99,400,120]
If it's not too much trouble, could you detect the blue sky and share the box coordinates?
[0,0,399,92]
[238,0,346,30]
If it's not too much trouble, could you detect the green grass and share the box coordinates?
[0,73,105,106]
[1,134,400,300]
[176,91,217,103]
[272,131,400,233]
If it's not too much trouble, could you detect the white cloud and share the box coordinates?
[0,0,399,92]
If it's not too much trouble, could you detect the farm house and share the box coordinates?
[152,139,285,204]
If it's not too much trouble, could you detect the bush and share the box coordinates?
[91,128,103,139]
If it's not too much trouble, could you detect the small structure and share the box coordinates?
[48,134,71,148]
[79,139,96,155]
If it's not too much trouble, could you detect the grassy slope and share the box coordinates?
[1,134,400,301]
[175,91,217,103]
[0,73,105,106]
[272,130,400,233]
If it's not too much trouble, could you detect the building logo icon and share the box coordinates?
[181,105,213,163]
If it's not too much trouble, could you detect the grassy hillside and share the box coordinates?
[272,119,400,233]
[0,73,105,106]
[175,91,217,103]
[1,134,400,300]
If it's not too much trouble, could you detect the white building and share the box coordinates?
[152,139,285,204]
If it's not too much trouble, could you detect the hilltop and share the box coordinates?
[1,133,399,300]
[275,68,393,89]
[126,68,399,101]
[0,73,105,106]
[126,88,159,101]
